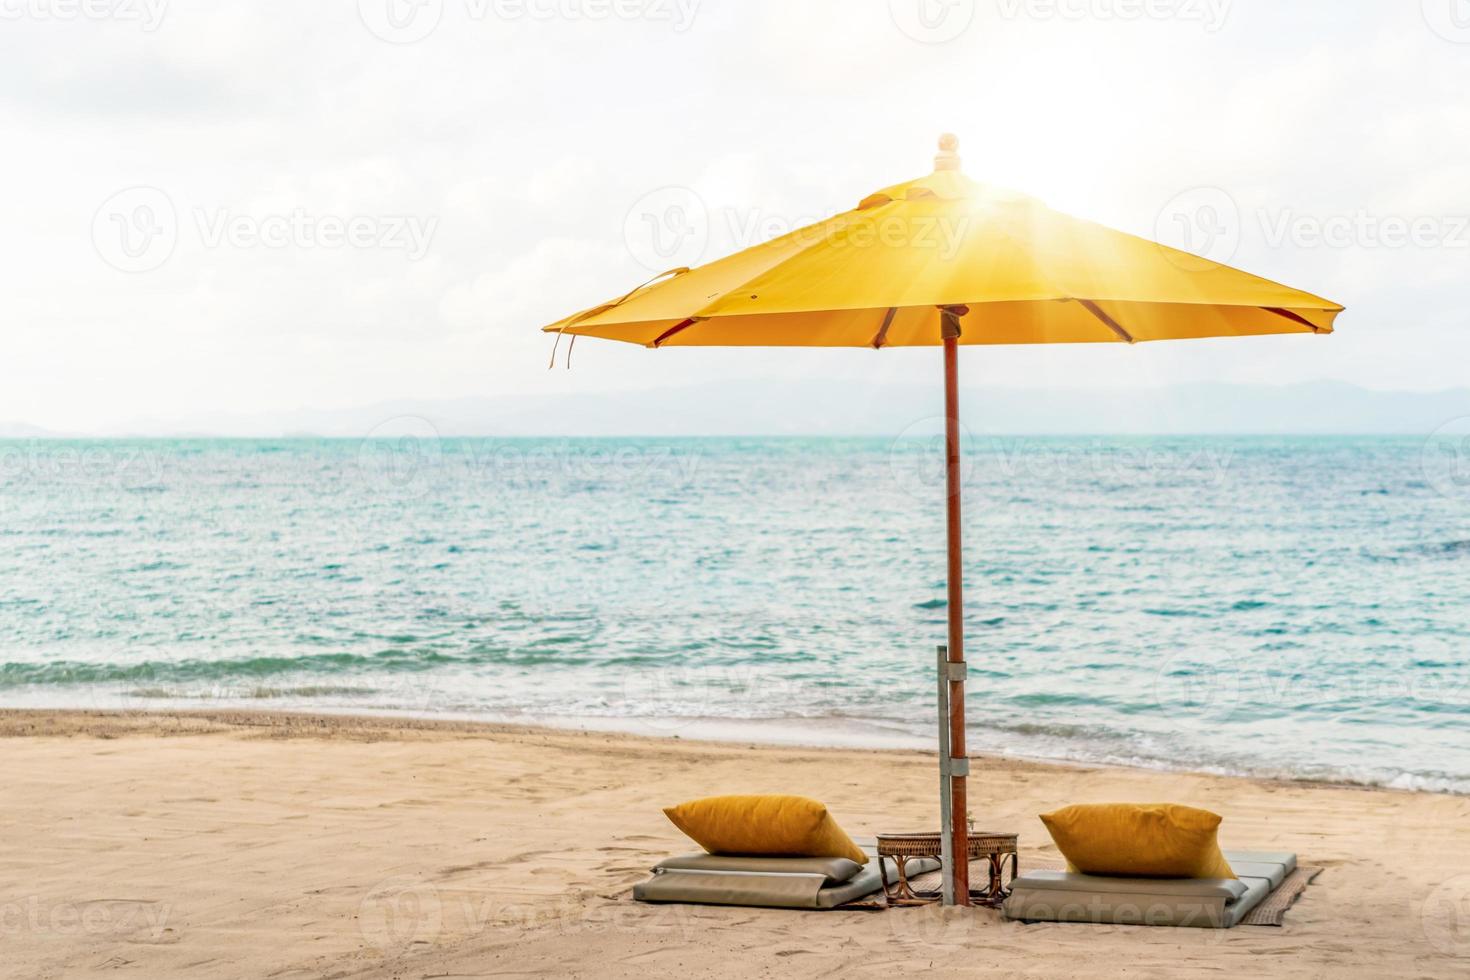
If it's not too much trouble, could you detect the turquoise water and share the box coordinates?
[2,435,1469,792]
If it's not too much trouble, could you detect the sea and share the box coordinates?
[3,433,1469,793]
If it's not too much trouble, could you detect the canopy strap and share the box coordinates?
[651,317,700,348]
[548,266,691,368]
[870,308,898,349]
[1077,299,1135,344]
[1263,307,1322,333]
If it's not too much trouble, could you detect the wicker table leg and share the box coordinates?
[896,855,918,903]
[882,855,912,904]
[881,854,934,906]
[970,852,1018,909]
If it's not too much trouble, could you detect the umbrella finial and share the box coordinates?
[934,133,961,172]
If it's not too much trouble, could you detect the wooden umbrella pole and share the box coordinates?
[942,309,970,905]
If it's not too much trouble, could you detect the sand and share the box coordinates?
[2,709,1468,979]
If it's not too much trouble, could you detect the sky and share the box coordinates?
[2,0,1468,432]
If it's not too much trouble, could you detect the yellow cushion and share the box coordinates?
[663,795,868,864]
[1039,803,1236,879]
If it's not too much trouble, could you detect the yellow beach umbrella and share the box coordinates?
[542,135,1343,906]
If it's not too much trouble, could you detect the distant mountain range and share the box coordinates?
[6,381,1469,438]
[0,421,69,438]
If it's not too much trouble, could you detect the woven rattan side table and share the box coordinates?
[875,831,1018,908]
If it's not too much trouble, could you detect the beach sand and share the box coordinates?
[3,710,1467,979]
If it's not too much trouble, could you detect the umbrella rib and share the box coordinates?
[1263,306,1322,333]
[870,308,897,349]
[1077,299,1135,344]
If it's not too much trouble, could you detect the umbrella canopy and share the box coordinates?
[544,138,1342,350]
[541,135,1342,908]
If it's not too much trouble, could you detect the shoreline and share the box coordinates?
[0,706,1440,799]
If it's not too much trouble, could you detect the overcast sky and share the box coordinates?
[3,0,1468,431]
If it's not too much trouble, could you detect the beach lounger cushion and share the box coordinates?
[1003,850,1293,929]
[663,795,868,864]
[634,847,939,910]
[654,852,866,885]
[1222,851,1297,889]
[1040,803,1235,879]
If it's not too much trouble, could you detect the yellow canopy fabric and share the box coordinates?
[543,161,1342,349]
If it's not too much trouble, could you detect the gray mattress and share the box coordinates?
[633,841,937,910]
[1002,850,1297,929]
